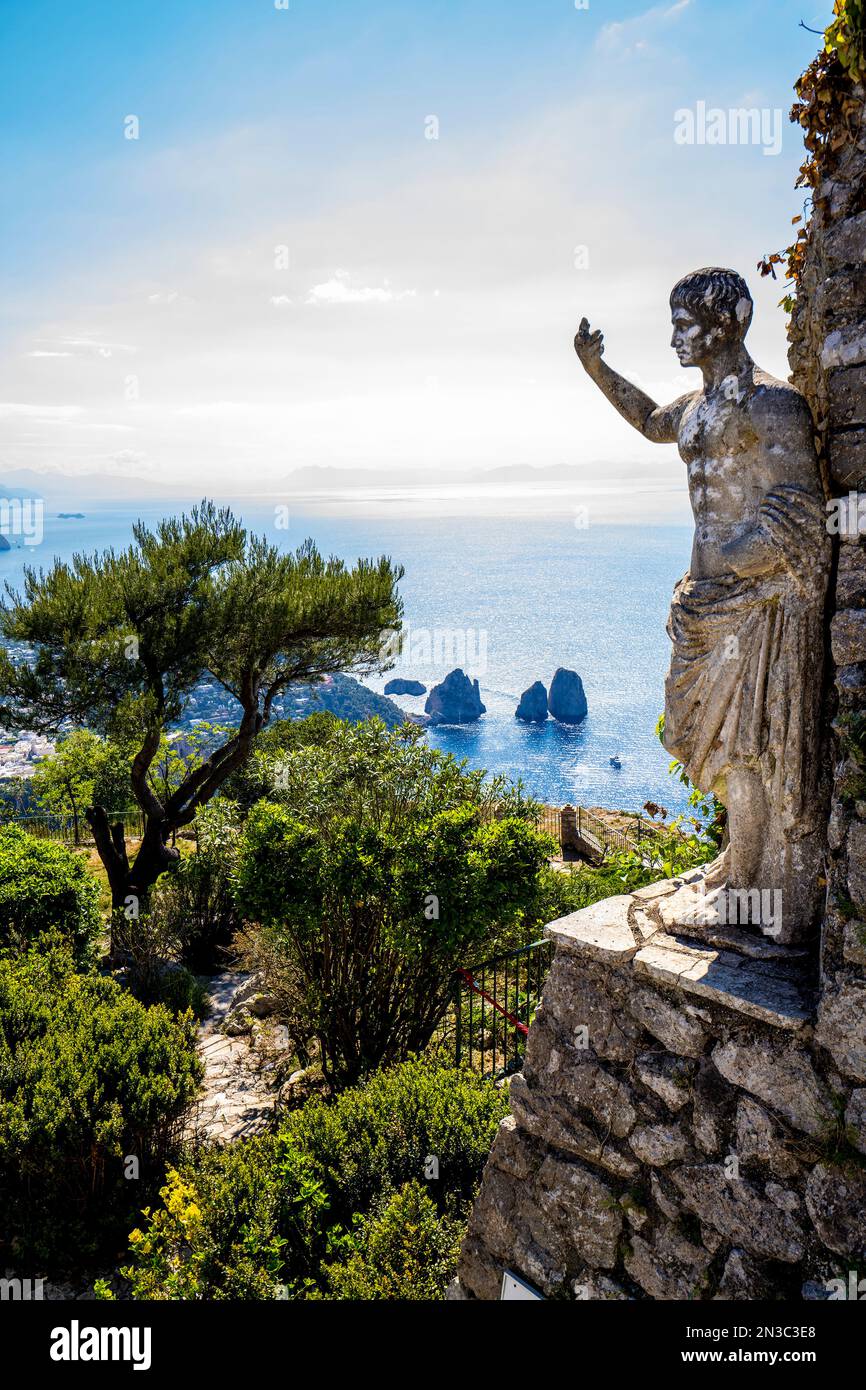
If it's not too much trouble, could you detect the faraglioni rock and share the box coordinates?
[515,681,548,722]
[425,669,486,725]
[547,668,588,723]
[384,678,427,696]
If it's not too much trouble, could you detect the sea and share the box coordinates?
[0,500,694,817]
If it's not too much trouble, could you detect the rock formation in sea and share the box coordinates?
[515,681,548,722]
[425,669,486,725]
[547,667,588,723]
[384,678,427,696]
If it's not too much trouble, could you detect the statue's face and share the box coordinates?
[670,307,723,369]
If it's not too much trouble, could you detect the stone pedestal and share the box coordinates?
[454,878,866,1301]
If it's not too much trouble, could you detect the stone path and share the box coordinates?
[40,973,281,1301]
[191,970,280,1143]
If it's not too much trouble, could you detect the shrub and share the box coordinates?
[116,1056,507,1298]
[527,862,630,924]
[604,823,713,893]
[112,907,210,1019]
[148,800,242,972]
[322,1181,463,1300]
[0,945,202,1262]
[0,825,101,964]
[116,1151,326,1301]
[153,966,211,1019]
[233,720,551,1087]
[282,1054,508,1222]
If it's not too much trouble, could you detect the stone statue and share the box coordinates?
[575,267,829,943]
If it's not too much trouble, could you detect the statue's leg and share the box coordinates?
[722,768,821,942]
[725,765,766,891]
[702,843,730,891]
[700,769,767,894]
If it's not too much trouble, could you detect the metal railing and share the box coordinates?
[482,801,652,858]
[435,938,554,1078]
[532,803,652,857]
[0,809,146,845]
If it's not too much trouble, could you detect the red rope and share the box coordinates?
[457,968,528,1036]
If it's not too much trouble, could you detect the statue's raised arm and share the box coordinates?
[574,316,695,444]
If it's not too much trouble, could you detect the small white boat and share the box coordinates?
[609,755,622,769]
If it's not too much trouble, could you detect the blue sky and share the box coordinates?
[0,0,833,517]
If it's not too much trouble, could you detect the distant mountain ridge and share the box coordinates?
[0,462,593,507]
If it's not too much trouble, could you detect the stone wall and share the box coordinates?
[787,80,866,1166]
[454,885,866,1300]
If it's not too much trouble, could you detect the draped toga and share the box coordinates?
[663,484,830,835]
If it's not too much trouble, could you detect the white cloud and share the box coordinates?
[28,337,137,359]
[596,0,692,57]
[306,270,417,305]
[59,337,136,357]
[0,403,85,420]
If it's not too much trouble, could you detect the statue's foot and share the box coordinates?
[700,846,730,892]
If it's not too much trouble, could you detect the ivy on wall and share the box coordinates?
[758,1,866,311]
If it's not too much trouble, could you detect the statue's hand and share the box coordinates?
[574,317,605,371]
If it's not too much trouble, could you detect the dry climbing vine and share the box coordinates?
[758,1,866,311]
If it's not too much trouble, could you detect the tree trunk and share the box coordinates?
[86,807,179,961]
[127,817,180,906]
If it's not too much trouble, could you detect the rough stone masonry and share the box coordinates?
[454,884,865,1300]
[453,83,866,1303]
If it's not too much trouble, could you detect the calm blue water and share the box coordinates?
[0,503,693,815]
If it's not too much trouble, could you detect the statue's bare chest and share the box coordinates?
[677,389,760,521]
[677,389,756,464]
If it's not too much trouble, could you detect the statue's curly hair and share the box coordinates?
[670,267,753,338]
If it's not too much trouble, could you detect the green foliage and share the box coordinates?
[118,1152,326,1300]
[233,720,550,1086]
[282,1053,508,1220]
[154,967,210,1019]
[0,776,35,816]
[252,712,537,824]
[117,1056,507,1299]
[321,1180,463,1300]
[30,730,133,844]
[527,862,632,921]
[223,711,340,811]
[826,0,866,81]
[0,502,403,903]
[0,825,101,964]
[149,799,242,971]
[603,827,712,894]
[0,945,201,1262]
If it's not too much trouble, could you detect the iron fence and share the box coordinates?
[0,809,146,845]
[434,938,554,1079]
[483,801,652,857]
[534,803,651,857]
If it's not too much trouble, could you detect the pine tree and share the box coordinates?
[0,502,403,919]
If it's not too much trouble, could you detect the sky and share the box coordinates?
[0,0,833,518]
